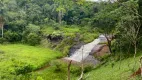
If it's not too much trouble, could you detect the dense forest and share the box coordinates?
[0,0,142,80]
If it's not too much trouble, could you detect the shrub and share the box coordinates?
[0,38,6,44]
[0,50,4,54]
[36,76,44,80]
[11,60,34,75]
[50,60,62,72]
[55,36,75,56]
[15,65,33,75]
[4,30,22,42]
[26,24,40,33]
[22,24,41,45]
[84,65,94,73]
[27,33,41,46]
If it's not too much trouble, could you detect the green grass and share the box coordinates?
[32,60,81,80]
[0,44,62,79]
[30,54,142,80]
[41,25,80,36]
[41,25,99,43]
[1,43,141,80]
[85,54,142,80]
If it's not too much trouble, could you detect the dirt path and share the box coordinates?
[35,64,50,72]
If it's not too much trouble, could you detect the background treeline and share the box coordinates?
[0,0,97,44]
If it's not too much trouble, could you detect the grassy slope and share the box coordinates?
[32,60,81,80]
[30,54,141,80]
[41,25,99,43]
[85,54,141,80]
[0,44,62,79]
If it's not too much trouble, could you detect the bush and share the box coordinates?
[22,24,41,45]
[27,33,41,46]
[12,60,34,75]
[84,65,94,73]
[0,38,6,44]
[4,30,22,42]
[50,60,62,72]
[26,24,40,33]
[36,76,44,80]
[0,50,5,54]
[15,64,33,75]
[51,31,63,39]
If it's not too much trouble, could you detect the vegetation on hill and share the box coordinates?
[0,0,142,80]
[0,44,62,79]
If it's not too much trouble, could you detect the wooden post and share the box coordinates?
[78,45,84,80]
[67,60,72,80]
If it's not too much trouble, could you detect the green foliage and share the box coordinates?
[85,53,141,80]
[0,44,62,79]
[50,60,62,72]
[22,24,41,45]
[51,31,63,39]
[36,76,44,80]
[55,35,75,56]
[0,38,6,44]
[27,33,41,46]
[81,33,98,43]
[14,63,33,75]
[4,30,21,42]
[0,0,142,80]
[26,24,40,33]
[84,65,94,73]
[0,50,4,54]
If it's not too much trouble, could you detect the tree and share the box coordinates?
[0,17,4,38]
[116,0,141,58]
[56,6,66,24]
[53,0,74,24]
[93,2,118,53]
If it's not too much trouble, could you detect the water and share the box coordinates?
[64,35,107,62]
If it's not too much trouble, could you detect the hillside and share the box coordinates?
[0,0,142,80]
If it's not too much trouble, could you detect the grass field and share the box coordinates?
[0,44,62,79]
[85,54,142,80]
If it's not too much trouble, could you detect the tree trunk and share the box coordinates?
[105,35,112,53]
[58,11,62,24]
[133,41,137,69]
[2,24,3,38]
[67,60,72,80]
[134,41,137,60]
[140,57,142,77]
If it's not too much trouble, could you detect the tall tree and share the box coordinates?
[93,2,118,53]
[116,0,141,58]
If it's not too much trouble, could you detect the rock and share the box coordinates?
[69,42,85,56]
[84,55,100,65]
[90,44,110,57]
